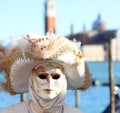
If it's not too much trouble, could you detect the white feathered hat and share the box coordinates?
[2,32,91,94]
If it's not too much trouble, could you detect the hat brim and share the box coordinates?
[10,58,86,94]
[5,51,89,94]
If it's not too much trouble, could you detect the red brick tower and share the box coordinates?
[45,0,56,33]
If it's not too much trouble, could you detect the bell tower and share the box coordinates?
[45,0,56,33]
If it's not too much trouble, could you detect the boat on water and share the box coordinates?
[102,86,120,113]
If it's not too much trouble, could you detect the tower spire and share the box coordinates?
[45,0,56,34]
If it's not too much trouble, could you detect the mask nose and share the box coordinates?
[46,75,52,83]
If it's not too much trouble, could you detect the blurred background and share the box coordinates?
[0,0,120,113]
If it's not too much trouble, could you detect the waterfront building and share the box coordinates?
[67,14,120,62]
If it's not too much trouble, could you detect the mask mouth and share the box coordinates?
[43,89,54,93]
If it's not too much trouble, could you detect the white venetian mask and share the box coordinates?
[32,64,66,100]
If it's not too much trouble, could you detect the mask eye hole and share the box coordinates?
[38,73,48,79]
[52,73,61,79]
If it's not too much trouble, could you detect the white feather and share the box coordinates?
[57,51,76,64]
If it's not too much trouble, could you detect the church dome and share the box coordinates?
[92,14,107,31]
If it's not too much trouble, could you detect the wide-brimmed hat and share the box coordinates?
[2,32,91,94]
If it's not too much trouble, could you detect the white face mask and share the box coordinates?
[32,65,66,100]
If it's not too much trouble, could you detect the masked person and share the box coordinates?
[0,32,91,113]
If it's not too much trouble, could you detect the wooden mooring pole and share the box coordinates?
[108,38,115,113]
[20,93,26,102]
[75,90,80,108]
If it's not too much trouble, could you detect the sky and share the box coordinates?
[0,0,120,45]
